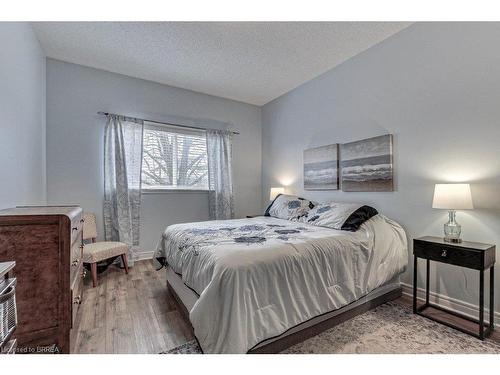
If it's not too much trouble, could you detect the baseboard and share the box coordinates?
[401,282,500,325]
[134,251,155,261]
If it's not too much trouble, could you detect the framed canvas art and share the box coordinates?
[340,134,393,192]
[303,144,339,190]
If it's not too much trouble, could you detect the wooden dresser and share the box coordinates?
[0,206,84,353]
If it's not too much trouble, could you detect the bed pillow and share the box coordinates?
[264,194,315,220]
[304,202,378,231]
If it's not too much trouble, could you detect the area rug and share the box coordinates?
[161,302,500,354]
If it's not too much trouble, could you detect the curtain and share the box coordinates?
[103,114,144,265]
[207,129,234,220]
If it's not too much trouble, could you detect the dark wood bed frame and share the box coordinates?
[167,282,402,354]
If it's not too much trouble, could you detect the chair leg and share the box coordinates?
[91,262,98,288]
[121,254,129,274]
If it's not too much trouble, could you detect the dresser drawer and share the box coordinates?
[70,239,82,263]
[70,239,82,281]
[70,258,83,286]
[70,213,83,246]
[414,240,483,270]
[70,268,83,328]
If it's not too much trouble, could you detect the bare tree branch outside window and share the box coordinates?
[141,124,209,190]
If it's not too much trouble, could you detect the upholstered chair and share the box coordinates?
[82,213,129,287]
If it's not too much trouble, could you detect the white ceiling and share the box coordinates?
[33,22,411,105]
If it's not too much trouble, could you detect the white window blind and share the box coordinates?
[141,122,209,190]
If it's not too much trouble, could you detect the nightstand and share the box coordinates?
[413,236,495,340]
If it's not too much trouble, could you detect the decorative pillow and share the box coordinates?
[303,202,378,231]
[264,194,315,220]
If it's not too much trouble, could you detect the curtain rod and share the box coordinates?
[97,111,240,135]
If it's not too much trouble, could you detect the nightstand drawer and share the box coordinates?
[413,241,483,269]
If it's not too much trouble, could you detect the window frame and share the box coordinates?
[141,122,210,193]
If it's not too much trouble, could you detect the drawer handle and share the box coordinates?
[73,295,81,305]
[72,227,78,231]
[441,249,447,257]
[82,269,87,278]
[80,218,85,223]
[72,259,79,267]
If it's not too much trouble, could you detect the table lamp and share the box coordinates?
[432,183,473,243]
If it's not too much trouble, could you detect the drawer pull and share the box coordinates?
[80,218,85,223]
[72,259,79,267]
[72,227,78,231]
[82,269,87,278]
[441,249,447,257]
[73,295,81,305]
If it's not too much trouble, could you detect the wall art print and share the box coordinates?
[340,134,393,192]
[303,144,339,190]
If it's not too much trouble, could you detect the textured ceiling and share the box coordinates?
[33,22,411,105]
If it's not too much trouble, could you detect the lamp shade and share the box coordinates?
[432,183,473,210]
[269,187,285,201]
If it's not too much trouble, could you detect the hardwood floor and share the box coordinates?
[72,260,193,354]
[72,260,499,353]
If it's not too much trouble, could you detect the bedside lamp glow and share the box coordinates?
[269,187,285,201]
[432,183,473,243]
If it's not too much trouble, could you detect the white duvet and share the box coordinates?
[155,214,407,353]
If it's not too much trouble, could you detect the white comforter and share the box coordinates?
[155,215,407,353]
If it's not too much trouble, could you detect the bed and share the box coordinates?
[154,205,408,354]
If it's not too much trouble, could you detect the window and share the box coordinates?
[141,122,209,190]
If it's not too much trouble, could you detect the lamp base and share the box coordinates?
[443,210,462,243]
[444,237,462,244]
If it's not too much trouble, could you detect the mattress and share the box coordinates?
[155,214,408,353]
